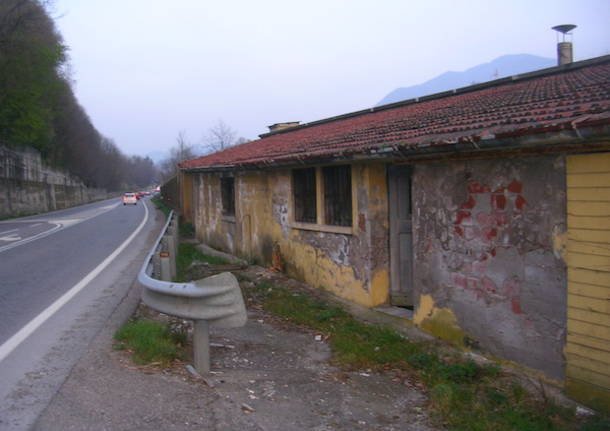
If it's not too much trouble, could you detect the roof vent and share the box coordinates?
[552,24,577,65]
[267,122,300,133]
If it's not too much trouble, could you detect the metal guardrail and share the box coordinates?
[137,210,247,374]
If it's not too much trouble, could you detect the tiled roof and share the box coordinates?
[180,56,610,171]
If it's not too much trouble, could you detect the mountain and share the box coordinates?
[377,54,555,106]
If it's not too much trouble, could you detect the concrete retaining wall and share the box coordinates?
[0,146,109,219]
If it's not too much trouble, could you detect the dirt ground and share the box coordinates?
[34,264,439,431]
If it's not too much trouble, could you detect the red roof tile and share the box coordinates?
[181,57,610,171]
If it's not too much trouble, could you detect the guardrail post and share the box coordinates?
[193,319,210,374]
[139,210,247,375]
[152,252,161,279]
[170,220,179,260]
[163,235,177,280]
[159,251,172,281]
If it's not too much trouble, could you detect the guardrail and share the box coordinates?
[137,210,247,374]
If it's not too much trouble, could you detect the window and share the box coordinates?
[292,168,317,223]
[291,164,354,231]
[220,177,235,216]
[323,165,352,226]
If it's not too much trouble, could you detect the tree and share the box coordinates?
[0,0,67,155]
[158,131,198,182]
[0,1,159,192]
[202,119,237,153]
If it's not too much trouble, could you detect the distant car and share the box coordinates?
[122,192,137,205]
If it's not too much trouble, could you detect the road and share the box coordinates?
[0,197,164,430]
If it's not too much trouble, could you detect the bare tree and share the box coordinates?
[158,131,198,182]
[203,119,237,153]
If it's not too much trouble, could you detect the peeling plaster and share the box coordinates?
[413,156,567,380]
[192,164,390,308]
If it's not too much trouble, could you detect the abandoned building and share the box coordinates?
[175,55,610,412]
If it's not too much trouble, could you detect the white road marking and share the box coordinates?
[0,202,149,363]
[0,234,22,242]
[0,224,62,253]
[0,228,18,235]
[0,202,121,254]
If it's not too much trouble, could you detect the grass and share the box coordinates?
[114,319,186,366]
[151,195,171,218]
[175,242,231,281]
[241,280,609,431]
[179,221,195,238]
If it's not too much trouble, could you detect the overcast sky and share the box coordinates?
[52,0,610,159]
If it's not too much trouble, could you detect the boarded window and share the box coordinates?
[292,168,317,223]
[323,165,352,226]
[221,177,235,216]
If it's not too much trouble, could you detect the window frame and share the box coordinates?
[292,167,318,224]
[290,164,356,235]
[220,176,236,218]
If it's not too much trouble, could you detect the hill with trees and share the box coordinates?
[0,0,156,190]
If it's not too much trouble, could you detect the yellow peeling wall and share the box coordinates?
[191,163,391,308]
[566,151,610,414]
[179,171,194,223]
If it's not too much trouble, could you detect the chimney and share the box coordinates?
[552,24,577,65]
[267,122,300,133]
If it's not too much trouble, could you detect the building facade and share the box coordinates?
[179,56,610,412]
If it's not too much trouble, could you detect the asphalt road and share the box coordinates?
[0,197,164,430]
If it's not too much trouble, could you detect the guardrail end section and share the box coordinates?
[196,272,248,329]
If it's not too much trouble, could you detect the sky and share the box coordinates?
[52,0,610,160]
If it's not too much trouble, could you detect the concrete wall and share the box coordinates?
[191,163,391,308]
[190,155,572,382]
[0,146,108,219]
[411,155,567,380]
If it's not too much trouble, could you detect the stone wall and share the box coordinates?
[0,146,108,218]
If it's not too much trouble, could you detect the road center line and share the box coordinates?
[0,202,150,363]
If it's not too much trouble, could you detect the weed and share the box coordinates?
[240,279,609,431]
[151,195,171,217]
[114,319,185,366]
[580,417,610,431]
[179,222,195,238]
[175,243,230,281]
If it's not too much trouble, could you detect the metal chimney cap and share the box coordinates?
[552,24,577,34]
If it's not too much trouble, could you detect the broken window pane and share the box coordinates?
[292,168,317,223]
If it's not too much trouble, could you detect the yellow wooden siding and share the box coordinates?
[566,152,610,413]
[569,214,610,230]
[569,267,610,287]
[566,364,610,390]
[567,332,610,352]
[568,201,610,216]
[567,156,610,174]
[567,172,610,187]
[569,294,610,314]
[568,319,610,341]
[568,229,610,244]
[565,343,610,365]
[568,282,610,300]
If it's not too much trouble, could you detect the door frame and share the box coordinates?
[388,165,414,307]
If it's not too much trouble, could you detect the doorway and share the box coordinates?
[388,165,414,307]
